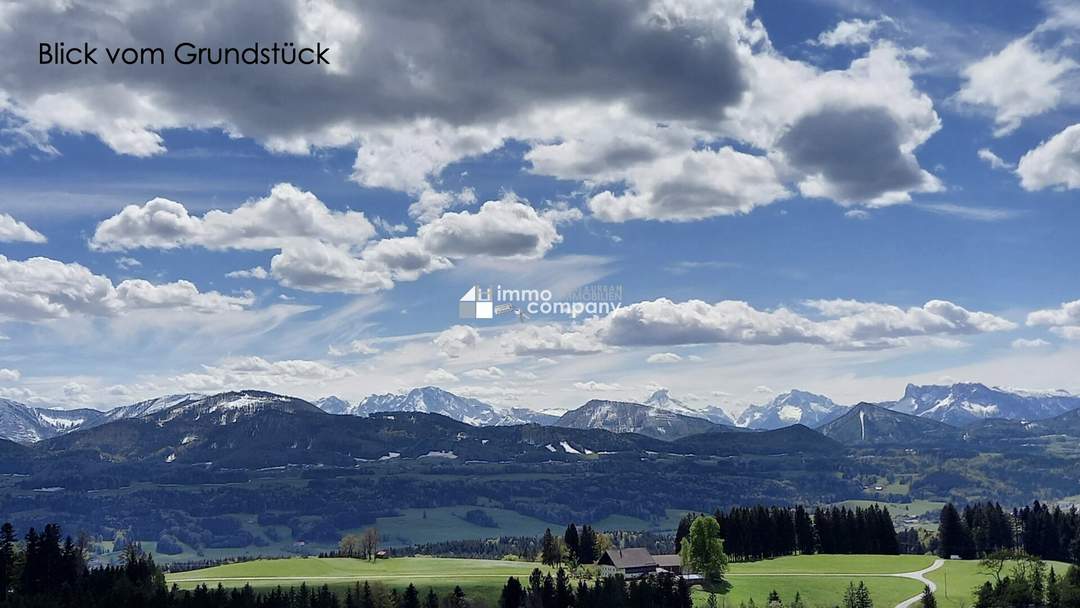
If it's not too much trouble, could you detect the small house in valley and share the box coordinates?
[597,548,695,581]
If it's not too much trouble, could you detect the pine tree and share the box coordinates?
[564,524,580,563]
[362,581,374,608]
[940,504,974,559]
[555,568,573,608]
[402,584,421,608]
[921,586,937,608]
[855,582,873,608]
[425,588,440,608]
[1047,567,1061,608]
[500,577,526,608]
[0,522,15,598]
[541,529,562,567]
[578,525,597,564]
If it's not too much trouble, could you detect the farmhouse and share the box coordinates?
[597,548,694,580]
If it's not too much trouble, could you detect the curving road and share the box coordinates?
[894,559,944,608]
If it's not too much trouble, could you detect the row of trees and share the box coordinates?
[540,525,610,569]
[939,501,1080,562]
[338,528,381,560]
[675,504,899,562]
[972,552,1080,608]
[498,569,693,608]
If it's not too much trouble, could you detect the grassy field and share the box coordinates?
[168,557,549,605]
[728,554,935,575]
[169,554,945,608]
[695,575,922,608]
[692,554,934,608]
[833,500,945,518]
[925,558,1073,608]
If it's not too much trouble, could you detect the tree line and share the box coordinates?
[939,501,1080,562]
[0,520,492,608]
[675,504,899,561]
[497,568,693,608]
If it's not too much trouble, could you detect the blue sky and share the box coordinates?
[1,0,1078,412]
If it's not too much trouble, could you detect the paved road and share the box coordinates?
[894,559,944,608]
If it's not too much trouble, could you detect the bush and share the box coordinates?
[156,534,184,555]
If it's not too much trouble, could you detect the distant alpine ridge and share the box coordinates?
[880,383,1080,426]
[735,389,844,429]
[554,398,725,440]
[316,386,560,426]
[3,381,1080,445]
[642,389,735,425]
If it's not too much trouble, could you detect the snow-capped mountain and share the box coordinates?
[342,387,558,426]
[883,383,1080,426]
[313,395,355,415]
[0,398,106,443]
[102,393,206,423]
[643,389,735,425]
[736,390,845,429]
[151,391,323,425]
[555,399,719,440]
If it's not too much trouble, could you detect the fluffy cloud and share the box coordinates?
[91,183,375,251]
[1,0,747,158]
[114,280,253,313]
[956,37,1076,136]
[1027,300,1080,339]
[814,17,893,48]
[727,44,942,206]
[0,254,252,321]
[425,368,460,384]
[777,105,941,204]
[1,2,946,220]
[588,147,789,222]
[408,188,477,224]
[270,241,393,294]
[360,236,452,281]
[0,368,20,382]
[523,297,1015,353]
[419,196,577,258]
[977,148,1013,171]
[646,352,683,364]
[1016,123,1080,191]
[0,213,46,243]
[502,324,605,357]
[226,266,269,280]
[433,325,480,358]
[171,355,353,392]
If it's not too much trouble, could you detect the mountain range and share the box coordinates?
[316,387,560,426]
[4,382,1080,447]
[554,399,726,440]
[881,383,1080,427]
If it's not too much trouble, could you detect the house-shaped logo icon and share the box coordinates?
[459,285,494,319]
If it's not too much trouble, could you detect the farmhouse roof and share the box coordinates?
[600,548,657,569]
[654,554,682,568]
